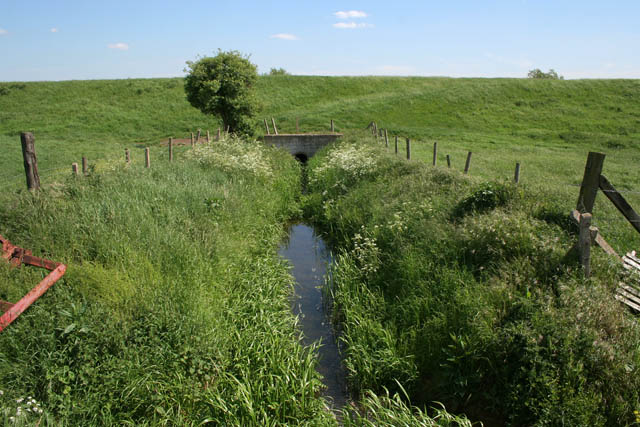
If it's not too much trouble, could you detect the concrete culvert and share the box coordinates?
[295,153,308,163]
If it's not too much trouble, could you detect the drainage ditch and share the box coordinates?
[278,223,348,414]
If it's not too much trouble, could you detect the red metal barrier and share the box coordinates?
[0,235,66,333]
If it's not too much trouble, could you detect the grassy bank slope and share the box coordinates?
[305,135,640,426]
[1,76,638,183]
[0,139,334,425]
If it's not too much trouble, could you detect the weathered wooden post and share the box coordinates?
[296,117,299,133]
[384,129,389,148]
[446,155,451,168]
[264,119,270,135]
[217,128,221,140]
[271,117,278,135]
[145,147,150,168]
[577,152,606,214]
[207,130,210,143]
[579,213,592,278]
[82,157,88,176]
[406,138,411,160]
[373,122,377,137]
[394,136,398,155]
[433,142,438,166]
[464,151,472,174]
[331,119,334,132]
[514,162,521,184]
[20,132,40,190]
[125,148,130,163]
[71,163,78,176]
[196,129,201,143]
[190,132,194,147]
[169,137,174,162]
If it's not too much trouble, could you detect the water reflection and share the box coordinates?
[279,224,348,412]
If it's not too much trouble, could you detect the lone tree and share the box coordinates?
[527,68,564,80]
[184,50,259,135]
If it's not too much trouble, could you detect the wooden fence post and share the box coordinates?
[446,155,451,168]
[71,163,78,176]
[514,162,521,184]
[577,152,606,214]
[464,151,472,174]
[196,129,201,143]
[145,148,150,168]
[217,128,221,140]
[433,142,438,166]
[82,157,88,176]
[579,213,592,278]
[394,136,398,155]
[384,129,389,148]
[406,138,411,160]
[373,122,377,137]
[190,133,194,147]
[169,137,174,162]
[271,117,278,135]
[125,148,130,163]
[331,119,334,132]
[207,130,210,143]
[264,119,270,135]
[20,132,40,190]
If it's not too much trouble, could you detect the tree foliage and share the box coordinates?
[184,50,259,135]
[527,68,564,80]
[268,67,289,76]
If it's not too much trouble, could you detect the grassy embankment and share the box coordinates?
[304,135,640,426]
[2,76,639,251]
[2,75,640,424]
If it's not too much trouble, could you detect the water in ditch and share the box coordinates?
[279,223,348,414]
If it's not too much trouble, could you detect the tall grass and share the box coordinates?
[306,133,640,425]
[0,138,334,425]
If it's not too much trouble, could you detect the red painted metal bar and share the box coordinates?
[0,235,66,333]
[0,264,66,332]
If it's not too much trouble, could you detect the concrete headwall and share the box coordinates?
[263,133,343,159]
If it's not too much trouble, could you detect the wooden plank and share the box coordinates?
[576,151,605,214]
[600,174,640,235]
[579,213,592,277]
[619,283,640,300]
[615,293,640,312]
[570,210,620,260]
[623,255,640,271]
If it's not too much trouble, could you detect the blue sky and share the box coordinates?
[1,0,638,81]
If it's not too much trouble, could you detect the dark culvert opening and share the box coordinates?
[295,153,308,164]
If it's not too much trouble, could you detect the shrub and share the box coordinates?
[527,68,564,80]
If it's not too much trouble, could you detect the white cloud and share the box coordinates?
[333,22,373,29]
[50,28,58,33]
[270,33,298,40]
[107,42,129,50]
[334,10,367,19]
[0,28,7,36]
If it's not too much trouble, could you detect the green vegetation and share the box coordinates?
[1,74,640,425]
[184,50,259,135]
[528,68,564,80]
[304,135,640,425]
[0,138,335,425]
